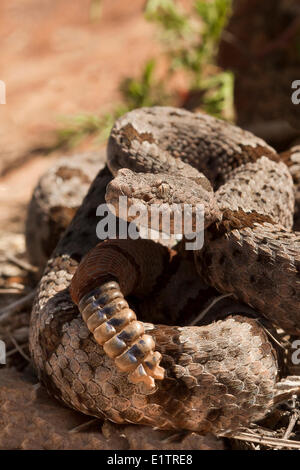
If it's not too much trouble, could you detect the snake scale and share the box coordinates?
[28,107,300,436]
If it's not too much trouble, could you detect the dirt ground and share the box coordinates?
[0,0,162,232]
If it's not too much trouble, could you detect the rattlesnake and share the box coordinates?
[28,107,300,436]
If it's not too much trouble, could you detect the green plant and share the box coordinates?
[145,0,233,118]
[54,59,168,149]
[54,109,119,149]
[89,0,103,22]
[145,0,191,36]
[54,0,233,150]
[119,59,168,109]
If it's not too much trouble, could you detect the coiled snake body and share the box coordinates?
[29,107,300,436]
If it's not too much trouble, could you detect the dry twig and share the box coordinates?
[69,418,100,434]
[233,431,300,450]
[8,333,31,363]
[0,290,36,324]
[5,254,38,273]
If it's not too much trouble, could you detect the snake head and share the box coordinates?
[106,168,221,232]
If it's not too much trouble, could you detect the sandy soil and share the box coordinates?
[0,0,162,231]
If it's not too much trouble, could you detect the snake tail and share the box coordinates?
[70,238,169,389]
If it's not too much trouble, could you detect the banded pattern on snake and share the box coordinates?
[28,107,300,436]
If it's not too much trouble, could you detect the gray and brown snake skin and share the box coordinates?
[28,107,300,436]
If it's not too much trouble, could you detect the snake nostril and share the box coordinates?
[141,193,152,202]
[70,252,82,262]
